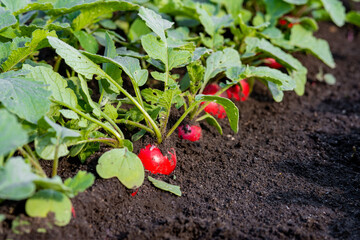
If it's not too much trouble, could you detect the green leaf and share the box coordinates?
[71,0,138,31]
[245,37,304,70]
[346,11,360,27]
[1,29,57,72]
[47,36,105,79]
[103,104,118,120]
[25,189,72,226]
[103,32,122,89]
[64,171,95,197]
[0,109,28,157]
[23,65,78,108]
[320,0,345,27]
[195,95,239,133]
[282,0,307,4]
[48,0,138,16]
[13,2,53,16]
[35,133,69,160]
[196,5,232,37]
[0,157,38,200]
[113,56,148,86]
[226,66,296,91]
[33,176,72,196]
[196,113,223,135]
[264,0,294,19]
[291,67,307,96]
[148,176,181,196]
[128,18,152,42]
[267,81,284,102]
[1,0,30,12]
[96,148,144,189]
[203,48,241,85]
[142,88,182,112]
[138,6,174,43]
[187,61,205,94]
[44,116,80,140]
[74,31,99,54]
[290,25,335,68]
[80,50,148,87]
[0,70,51,123]
[168,48,192,70]
[0,7,17,31]
[141,34,167,63]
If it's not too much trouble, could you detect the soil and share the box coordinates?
[1,21,360,240]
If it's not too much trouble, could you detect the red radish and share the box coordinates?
[178,124,202,142]
[203,83,221,95]
[202,83,227,118]
[138,144,176,175]
[278,19,287,26]
[203,102,226,119]
[226,79,250,102]
[264,58,283,69]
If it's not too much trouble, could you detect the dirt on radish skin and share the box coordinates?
[138,144,176,175]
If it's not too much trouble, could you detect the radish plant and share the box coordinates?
[0,0,352,224]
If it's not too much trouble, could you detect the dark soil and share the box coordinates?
[1,22,360,240]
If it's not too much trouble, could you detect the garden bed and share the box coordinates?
[1,21,359,240]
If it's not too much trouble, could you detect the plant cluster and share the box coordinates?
[0,0,358,228]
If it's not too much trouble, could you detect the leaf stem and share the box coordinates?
[51,99,124,147]
[18,147,47,177]
[102,72,162,143]
[68,138,117,148]
[115,119,155,135]
[52,136,60,177]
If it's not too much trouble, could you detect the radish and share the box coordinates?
[203,102,226,119]
[138,144,176,175]
[178,124,202,142]
[264,58,283,69]
[278,19,288,26]
[226,80,250,101]
[202,83,227,118]
[203,83,221,95]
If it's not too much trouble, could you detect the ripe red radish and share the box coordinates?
[203,83,221,95]
[178,124,202,142]
[202,83,227,118]
[203,102,226,119]
[138,144,176,175]
[226,80,250,101]
[278,19,287,26]
[264,58,283,69]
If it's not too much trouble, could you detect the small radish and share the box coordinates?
[138,144,176,175]
[203,83,221,95]
[178,124,202,142]
[226,79,250,101]
[203,102,226,119]
[202,83,227,118]
[278,19,288,26]
[264,58,283,69]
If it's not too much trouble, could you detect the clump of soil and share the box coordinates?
[1,22,360,240]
